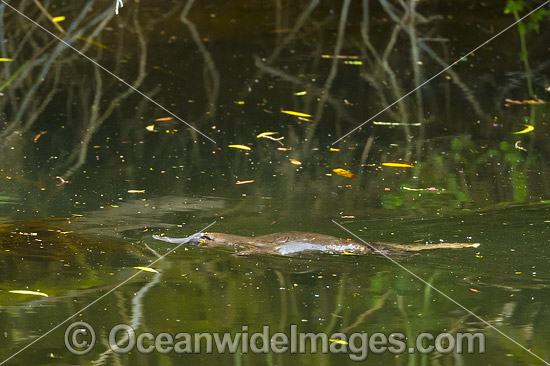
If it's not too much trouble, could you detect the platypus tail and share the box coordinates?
[386,242,480,251]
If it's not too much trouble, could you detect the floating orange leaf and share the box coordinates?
[504,98,524,105]
[155,117,174,122]
[289,158,302,165]
[332,168,356,178]
[236,180,254,185]
[228,145,251,150]
[382,162,414,168]
[504,98,545,106]
[33,131,47,143]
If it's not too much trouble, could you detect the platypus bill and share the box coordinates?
[152,231,480,257]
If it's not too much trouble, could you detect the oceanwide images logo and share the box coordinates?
[65,322,485,360]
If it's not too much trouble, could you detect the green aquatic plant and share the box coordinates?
[504,0,550,147]
[504,1,550,96]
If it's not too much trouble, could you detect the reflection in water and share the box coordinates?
[60,11,148,180]
[95,237,162,366]
[0,0,549,365]
[1,211,550,365]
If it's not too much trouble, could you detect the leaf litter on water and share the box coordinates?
[332,168,356,178]
[281,110,312,118]
[257,132,285,145]
[228,145,251,151]
[9,290,48,297]
[381,162,414,168]
[133,267,159,273]
[512,124,534,134]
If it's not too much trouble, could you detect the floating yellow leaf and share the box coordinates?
[134,266,159,273]
[228,145,251,150]
[145,125,156,132]
[234,101,245,105]
[289,158,302,165]
[52,16,66,22]
[277,147,293,151]
[0,58,13,62]
[332,168,356,178]
[512,124,534,134]
[281,110,312,118]
[321,55,359,60]
[382,162,414,168]
[344,60,363,65]
[257,132,284,145]
[329,148,340,152]
[9,290,48,297]
[257,132,278,138]
[329,339,349,345]
[294,91,307,96]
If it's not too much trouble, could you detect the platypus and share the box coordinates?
[152,232,480,256]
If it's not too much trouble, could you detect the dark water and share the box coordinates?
[0,0,549,365]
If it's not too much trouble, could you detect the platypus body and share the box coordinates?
[152,232,480,257]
